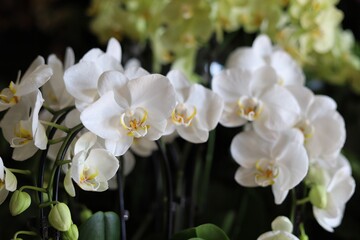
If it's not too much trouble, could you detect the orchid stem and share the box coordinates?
[13,230,37,240]
[7,168,31,175]
[48,137,66,145]
[156,140,174,240]
[39,201,59,208]
[40,120,70,133]
[117,156,127,240]
[19,185,47,193]
[296,197,310,205]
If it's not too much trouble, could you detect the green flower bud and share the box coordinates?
[271,216,293,233]
[48,202,72,231]
[309,184,328,209]
[63,223,79,240]
[80,208,93,223]
[9,190,31,216]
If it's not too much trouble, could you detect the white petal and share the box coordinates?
[4,168,17,191]
[130,138,156,157]
[64,61,100,103]
[327,166,355,206]
[0,158,4,180]
[271,51,305,86]
[253,34,273,58]
[234,167,257,187]
[106,38,122,62]
[249,66,278,96]
[64,169,76,197]
[105,138,133,157]
[86,149,119,180]
[166,70,191,90]
[212,68,252,102]
[124,66,149,80]
[12,143,39,161]
[123,151,136,175]
[186,84,223,131]
[74,132,98,155]
[80,91,124,140]
[257,230,299,240]
[272,184,289,205]
[226,48,265,71]
[145,118,168,141]
[0,187,9,205]
[219,103,247,127]
[286,85,313,113]
[17,65,53,96]
[128,74,176,119]
[230,131,270,168]
[176,120,209,143]
[98,71,128,96]
[22,56,45,80]
[64,47,75,70]
[308,95,337,121]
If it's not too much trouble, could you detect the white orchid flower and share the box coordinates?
[64,132,119,196]
[0,157,17,205]
[42,48,75,110]
[231,130,308,204]
[64,38,123,111]
[80,74,176,156]
[258,216,299,240]
[226,34,305,86]
[310,154,355,232]
[212,66,300,140]
[0,90,47,161]
[288,85,345,160]
[165,70,224,143]
[0,56,52,111]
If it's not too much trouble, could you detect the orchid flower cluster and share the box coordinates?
[0,34,355,240]
[89,0,360,92]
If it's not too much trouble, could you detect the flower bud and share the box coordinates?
[9,190,31,216]
[80,208,93,223]
[271,216,293,233]
[309,184,328,209]
[48,202,72,231]
[63,223,79,240]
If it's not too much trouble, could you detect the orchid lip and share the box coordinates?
[120,107,150,138]
[171,103,197,127]
[255,158,279,187]
[237,96,263,121]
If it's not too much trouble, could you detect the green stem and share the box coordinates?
[13,230,37,240]
[19,185,47,193]
[55,160,72,166]
[198,130,216,213]
[7,168,31,175]
[290,189,297,224]
[48,137,66,145]
[39,201,59,208]
[296,197,310,205]
[40,120,70,133]
[47,123,84,201]
[155,140,174,240]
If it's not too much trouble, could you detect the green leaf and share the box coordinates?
[172,223,230,240]
[79,211,120,240]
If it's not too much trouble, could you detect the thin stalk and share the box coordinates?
[19,185,47,193]
[47,137,66,145]
[117,157,127,240]
[13,231,37,240]
[290,189,297,225]
[38,107,74,239]
[40,120,70,133]
[6,168,31,175]
[198,130,215,213]
[155,140,174,240]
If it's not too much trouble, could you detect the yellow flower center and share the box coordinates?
[295,119,314,141]
[11,121,33,147]
[79,165,100,189]
[255,159,279,187]
[0,82,19,105]
[237,96,263,121]
[171,103,197,127]
[120,107,150,138]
